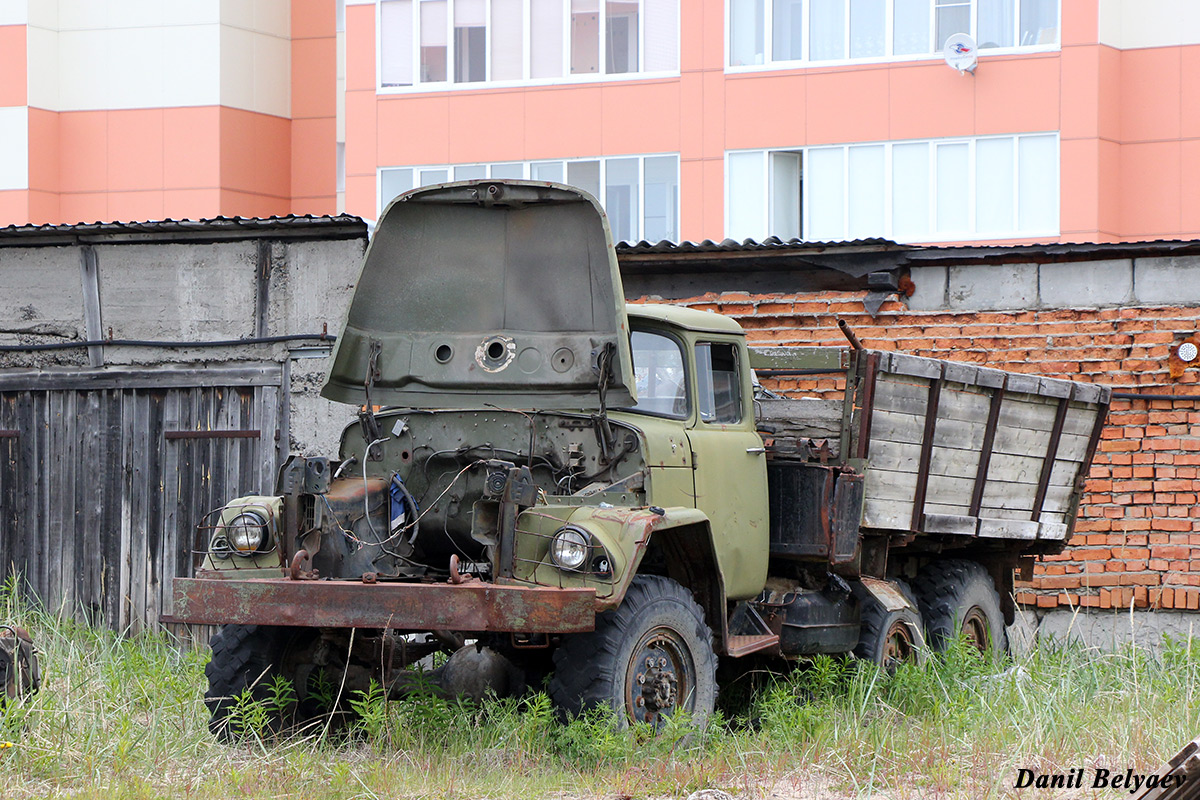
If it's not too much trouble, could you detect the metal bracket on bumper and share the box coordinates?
[162,577,597,633]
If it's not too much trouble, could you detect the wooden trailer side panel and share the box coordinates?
[858,351,1110,541]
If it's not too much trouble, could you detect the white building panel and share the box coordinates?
[26,23,60,110]
[1099,0,1200,48]
[219,25,291,118]
[103,0,166,29]
[29,0,288,115]
[0,1,28,26]
[161,23,223,107]
[53,0,105,30]
[0,106,29,191]
[26,0,57,29]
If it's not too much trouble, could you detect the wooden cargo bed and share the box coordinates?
[753,347,1111,544]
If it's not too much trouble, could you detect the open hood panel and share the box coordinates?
[322,180,636,410]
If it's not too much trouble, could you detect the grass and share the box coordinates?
[1,577,1198,800]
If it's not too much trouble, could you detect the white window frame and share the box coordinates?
[378,153,681,242]
[725,0,1060,71]
[724,132,1060,243]
[378,0,680,93]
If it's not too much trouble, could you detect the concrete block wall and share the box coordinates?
[634,255,1200,614]
[0,230,368,456]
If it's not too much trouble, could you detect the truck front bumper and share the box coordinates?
[162,576,597,633]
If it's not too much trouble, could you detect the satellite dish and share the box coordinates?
[943,33,978,74]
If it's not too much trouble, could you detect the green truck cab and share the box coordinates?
[168,180,1110,733]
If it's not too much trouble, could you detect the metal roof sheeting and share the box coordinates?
[0,215,369,246]
[615,236,1200,265]
[615,236,900,254]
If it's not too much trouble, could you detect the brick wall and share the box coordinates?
[634,288,1200,613]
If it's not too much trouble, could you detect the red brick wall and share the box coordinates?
[635,289,1200,612]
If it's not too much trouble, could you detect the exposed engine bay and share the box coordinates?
[267,408,647,583]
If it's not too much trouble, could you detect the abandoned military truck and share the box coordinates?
[166,180,1110,733]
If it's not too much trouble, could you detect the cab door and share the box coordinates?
[685,339,769,599]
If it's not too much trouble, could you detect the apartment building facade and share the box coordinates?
[0,1,1195,246]
[350,0,1200,245]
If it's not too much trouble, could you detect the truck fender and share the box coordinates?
[624,508,727,648]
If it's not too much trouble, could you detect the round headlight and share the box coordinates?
[226,511,269,553]
[550,526,590,571]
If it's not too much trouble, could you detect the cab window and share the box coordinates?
[625,330,689,418]
[696,342,741,424]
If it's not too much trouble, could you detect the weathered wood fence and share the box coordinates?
[0,363,286,637]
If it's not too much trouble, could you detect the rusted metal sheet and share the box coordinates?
[164,577,597,633]
[858,576,914,612]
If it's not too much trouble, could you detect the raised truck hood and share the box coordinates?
[322,180,636,410]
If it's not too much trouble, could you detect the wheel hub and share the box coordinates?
[882,619,916,670]
[637,655,679,712]
[961,606,990,653]
[625,629,693,726]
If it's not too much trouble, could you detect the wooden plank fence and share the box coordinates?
[0,364,285,639]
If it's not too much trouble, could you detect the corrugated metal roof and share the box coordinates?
[615,236,900,254]
[0,214,369,246]
[615,236,1200,263]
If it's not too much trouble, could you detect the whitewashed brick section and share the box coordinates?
[0,106,28,190]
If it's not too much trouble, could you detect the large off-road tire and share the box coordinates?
[913,559,1007,656]
[549,575,717,730]
[852,579,925,670]
[204,624,321,739]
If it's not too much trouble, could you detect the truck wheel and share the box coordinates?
[549,575,717,730]
[852,580,925,670]
[204,624,321,739]
[913,559,1006,656]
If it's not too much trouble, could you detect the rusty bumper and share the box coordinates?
[162,577,596,633]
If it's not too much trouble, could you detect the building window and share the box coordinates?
[728,0,1058,66]
[726,133,1059,243]
[380,154,680,242]
[381,0,678,89]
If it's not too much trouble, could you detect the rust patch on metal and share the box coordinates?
[164,577,596,632]
[858,577,913,613]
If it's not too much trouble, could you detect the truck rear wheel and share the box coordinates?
[204,624,323,739]
[852,580,925,670]
[549,575,717,730]
[913,559,1006,656]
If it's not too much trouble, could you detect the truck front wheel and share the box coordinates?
[913,559,1006,656]
[204,624,323,739]
[852,580,925,670]
[549,575,717,730]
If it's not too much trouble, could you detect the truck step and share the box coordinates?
[725,633,780,657]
